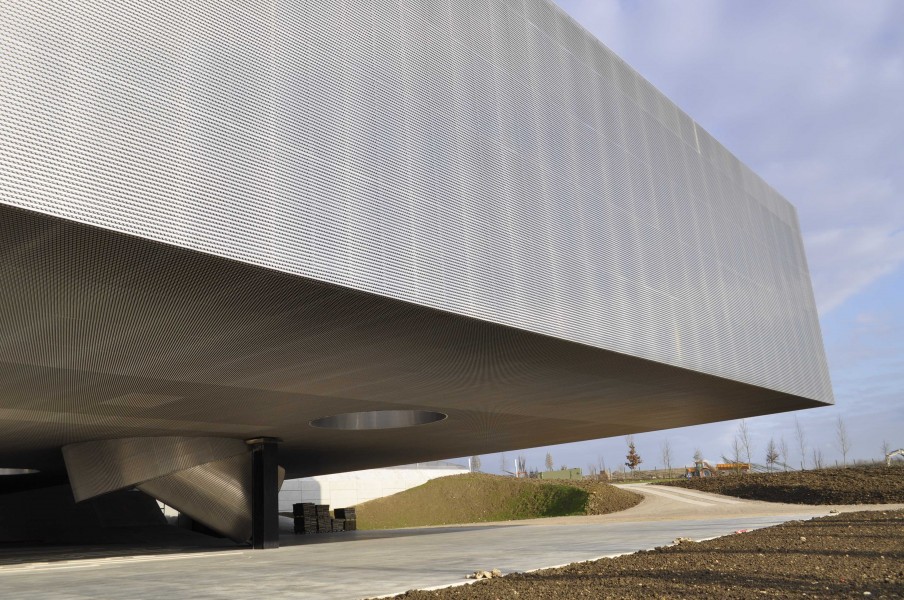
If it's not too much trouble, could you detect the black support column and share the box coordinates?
[246,437,281,549]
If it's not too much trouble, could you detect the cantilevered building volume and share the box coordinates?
[0,0,832,546]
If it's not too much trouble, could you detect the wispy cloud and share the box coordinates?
[806,227,904,313]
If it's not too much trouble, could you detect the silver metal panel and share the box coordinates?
[0,0,831,409]
[62,436,286,541]
[0,206,826,478]
[137,459,285,543]
[137,454,252,543]
[62,437,248,502]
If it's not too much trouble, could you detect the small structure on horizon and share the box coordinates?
[538,467,583,481]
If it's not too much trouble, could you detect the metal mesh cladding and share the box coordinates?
[62,437,286,542]
[0,0,831,402]
[62,437,249,502]
[137,454,254,543]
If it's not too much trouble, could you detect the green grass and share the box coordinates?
[355,473,639,530]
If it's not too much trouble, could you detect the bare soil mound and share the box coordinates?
[659,464,904,504]
[392,509,904,599]
[355,474,640,530]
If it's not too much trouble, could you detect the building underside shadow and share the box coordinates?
[0,480,241,566]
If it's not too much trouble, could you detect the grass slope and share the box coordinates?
[356,474,640,530]
[658,463,904,504]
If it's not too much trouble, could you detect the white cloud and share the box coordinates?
[806,227,904,313]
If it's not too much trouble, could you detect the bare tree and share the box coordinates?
[693,448,703,462]
[779,436,790,471]
[587,463,598,479]
[470,455,481,472]
[596,455,610,481]
[765,437,779,472]
[835,416,852,467]
[661,439,673,478]
[500,453,508,474]
[730,435,744,473]
[794,416,808,470]
[812,447,825,470]
[738,420,754,465]
[625,436,643,477]
[881,440,891,463]
[545,452,554,472]
[515,455,527,477]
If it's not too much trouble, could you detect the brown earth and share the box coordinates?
[659,464,904,504]
[392,509,904,599]
[356,474,641,530]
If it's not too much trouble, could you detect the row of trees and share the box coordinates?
[655,415,862,475]
[725,416,853,471]
[471,450,612,477]
[660,416,864,473]
[473,452,561,477]
[473,415,893,476]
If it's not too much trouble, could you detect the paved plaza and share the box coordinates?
[2,486,901,599]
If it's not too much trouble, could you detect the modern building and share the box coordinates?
[0,0,832,547]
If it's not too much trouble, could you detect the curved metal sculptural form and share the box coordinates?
[63,437,283,542]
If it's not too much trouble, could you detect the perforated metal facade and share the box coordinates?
[0,0,831,403]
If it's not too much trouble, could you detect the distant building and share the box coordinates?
[539,468,583,481]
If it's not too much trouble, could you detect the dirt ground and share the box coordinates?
[661,464,904,504]
[393,509,904,599]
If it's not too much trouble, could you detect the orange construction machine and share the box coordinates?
[685,460,750,477]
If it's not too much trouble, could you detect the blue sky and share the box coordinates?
[476,0,904,473]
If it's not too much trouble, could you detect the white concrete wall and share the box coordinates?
[278,462,469,511]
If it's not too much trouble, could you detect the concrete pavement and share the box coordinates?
[1,485,900,599]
